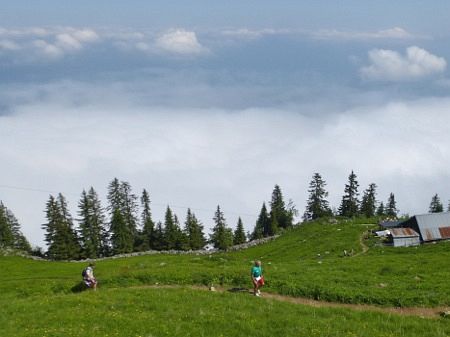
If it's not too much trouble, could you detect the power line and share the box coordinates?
[0,183,258,218]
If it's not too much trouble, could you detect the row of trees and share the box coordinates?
[0,202,31,251]
[304,171,398,221]
[41,179,294,260]
[303,170,450,221]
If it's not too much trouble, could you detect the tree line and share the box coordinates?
[38,179,296,260]
[2,172,449,258]
[303,170,450,221]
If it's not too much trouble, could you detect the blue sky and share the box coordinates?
[1,2,450,246]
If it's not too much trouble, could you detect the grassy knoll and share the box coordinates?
[2,218,450,309]
[1,287,449,337]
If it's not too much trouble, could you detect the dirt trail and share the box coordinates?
[120,284,448,319]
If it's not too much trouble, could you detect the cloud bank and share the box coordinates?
[360,46,447,81]
[1,81,450,246]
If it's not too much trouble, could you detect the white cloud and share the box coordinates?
[155,29,207,55]
[360,46,447,81]
[221,28,287,40]
[2,81,450,246]
[312,27,417,40]
[0,27,100,61]
[0,39,20,51]
[33,39,64,59]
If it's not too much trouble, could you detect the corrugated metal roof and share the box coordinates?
[413,212,450,241]
[390,228,420,238]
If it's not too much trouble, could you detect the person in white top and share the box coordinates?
[82,263,97,290]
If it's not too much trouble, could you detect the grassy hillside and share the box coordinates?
[1,287,450,337]
[2,218,450,336]
[2,218,450,307]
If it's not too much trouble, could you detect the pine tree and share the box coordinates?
[304,173,332,221]
[0,202,14,247]
[210,205,233,250]
[152,222,165,251]
[360,183,377,218]
[252,203,269,240]
[376,202,385,217]
[43,194,80,260]
[163,206,186,250]
[385,193,398,218]
[270,185,294,229]
[338,171,360,217]
[184,209,206,250]
[233,217,246,245]
[138,189,155,251]
[77,187,107,259]
[107,178,138,254]
[429,194,444,213]
[0,202,31,252]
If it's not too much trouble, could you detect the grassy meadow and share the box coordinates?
[1,218,450,336]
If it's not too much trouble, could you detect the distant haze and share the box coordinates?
[1,2,450,246]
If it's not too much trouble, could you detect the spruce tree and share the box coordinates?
[0,202,14,247]
[252,203,269,240]
[233,217,247,245]
[429,194,444,213]
[210,205,233,250]
[304,173,332,221]
[107,178,138,254]
[338,171,360,217]
[163,207,186,250]
[0,202,31,251]
[184,209,206,250]
[385,193,398,218]
[77,187,107,259]
[270,185,294,229]
[376,202,385,217]
[138,189,155,251]
[43,194,80,260]
[152,222,165,251]
[360,183,377,218]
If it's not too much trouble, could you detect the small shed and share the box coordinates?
[388,228,420,247]
[399,212,450,242]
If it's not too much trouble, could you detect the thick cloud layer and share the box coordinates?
[1,81,450,246]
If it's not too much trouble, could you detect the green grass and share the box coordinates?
[2,218,450,336]
[1,287,449,337]
[2,219,450,307]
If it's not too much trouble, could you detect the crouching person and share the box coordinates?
[82,263,97,291]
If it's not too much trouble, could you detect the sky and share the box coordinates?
[1,2,450,247]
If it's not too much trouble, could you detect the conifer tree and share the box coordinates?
[376,202,385,217]
[138,189,155,251]
[270,185,294,229]
[338,171,360,217]
[0,202,31,251]
[151,222,165,251]
[0,202,14,247]
[43,194,80,260]
[210,205,233,250]
[107,178,138,254]
[360,183,377,218]
[429,194,444,213]
[163,206,186,250]
[77,187,107,259]
[233,217,247,245]
[252,203,269,240]
[184,209,206,250]
[385,193,398,218]
[304,173,332,221]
